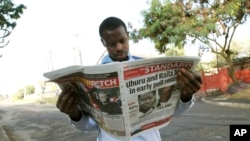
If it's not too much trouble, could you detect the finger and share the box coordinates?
[177,74,199,93]
[179,68,201,90]
[57,86,71,106]
[81,85,89,94]
[193,72,202,83]
[69,95,79,114]
[192,72,202,89]
[180,87,197,102]
[56,86,74,110]
[61,91,77,113]
[182,85,195,95]
[177,70,199,91]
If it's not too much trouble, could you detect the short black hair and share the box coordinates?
[99,17,127,38]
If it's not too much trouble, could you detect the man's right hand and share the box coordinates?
[56,86,82,121]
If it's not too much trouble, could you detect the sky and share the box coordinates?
[0,0,249,95]
[0,0,158,95]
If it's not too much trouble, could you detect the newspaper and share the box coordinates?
[43,56,200,140]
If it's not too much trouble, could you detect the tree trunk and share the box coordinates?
[228,66,238,83]
[226,57,238,84]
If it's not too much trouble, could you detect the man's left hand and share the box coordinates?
[176,68,202,102]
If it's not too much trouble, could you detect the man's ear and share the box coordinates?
[127,32,129,38]
[100,39,106,47]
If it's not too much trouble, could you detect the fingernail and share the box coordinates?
[180,68,185,72]
[178,71,182,76]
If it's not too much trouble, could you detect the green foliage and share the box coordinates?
[164,44,185,56]
[229,88,250,100]
[25,85,35,95]
[131,0,248,50]
[12,85,35,100]
[13,88,24,100]
[130,0,249,83]
[131,1,187,52]
[0,0,26,48]
[41,97,58,105]
[0,0,26,29]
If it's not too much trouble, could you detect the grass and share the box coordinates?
[11,97,40,104]
[9,96,58,105]
[226,88,250,100]
[207,85,250,101]
[40,97,58,105]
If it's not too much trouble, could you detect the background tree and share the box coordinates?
[14,88,24,100]
[25,85,35,95]
[0,0,26,57]
[130,0,250,84]
[12,85,35,100]
[164,44,185,56]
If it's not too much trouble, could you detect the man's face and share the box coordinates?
[160,86,173,102]
[101,26,129,62]
[139,92,155,113]
[99,92,109,105]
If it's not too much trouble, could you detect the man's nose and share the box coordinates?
[115,42,123,50]
[146,98,151,102]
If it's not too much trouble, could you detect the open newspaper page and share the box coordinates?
[43,56,200,140]
[43,63,129,139]
[119,56,200,138]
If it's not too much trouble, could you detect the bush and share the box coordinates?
[226,81,249,94]
[208,89,224,95]
[40,97,58,105]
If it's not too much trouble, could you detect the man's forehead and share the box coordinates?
[102,26,127,39]
[99,93,108,97]
[142,93,154,97]
[106,30,114,34]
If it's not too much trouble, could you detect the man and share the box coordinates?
[138,91,157,114]
[56,17,202,141]
[97,89,122,115]
[158,85,175,103]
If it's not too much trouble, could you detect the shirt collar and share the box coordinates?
[101,53,134,64]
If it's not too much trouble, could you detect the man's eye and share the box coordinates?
[107,42,116,47]
[106,38,127,47]
[119,39,125,44]
[120,38,127,43]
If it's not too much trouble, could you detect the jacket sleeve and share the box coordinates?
[173,95,195,116]
[70,112,99,132]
